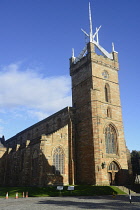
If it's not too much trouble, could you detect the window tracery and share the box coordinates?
[108,161,119,171]
[53,147,64,175]
[105,124,117,154]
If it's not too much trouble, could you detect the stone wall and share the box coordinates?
[0,107,75,186]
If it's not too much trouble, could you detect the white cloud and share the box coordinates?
[0,126,4,137]
[27,110,50,121]
[0,62,72,121]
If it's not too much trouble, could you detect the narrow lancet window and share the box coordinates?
[105,84,110,103]
[107,107,112,118]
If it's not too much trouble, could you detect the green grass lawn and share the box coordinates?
[0,185,126,198]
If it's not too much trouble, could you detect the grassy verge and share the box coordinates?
[0,185,126,198]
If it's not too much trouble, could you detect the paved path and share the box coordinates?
[0,195,140,210]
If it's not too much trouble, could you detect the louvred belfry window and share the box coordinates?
[105,83,111,103]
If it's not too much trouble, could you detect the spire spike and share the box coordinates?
[96,27,99,44]
[89,2,93,42]
[72,48,75,58]
[81,28,89,37]
[74,2,115,63]
[112,42,115,52]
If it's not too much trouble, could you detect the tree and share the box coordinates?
[131,150,140,176]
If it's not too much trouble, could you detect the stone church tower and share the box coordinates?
[0,3,129,187]
[70,3,128,185]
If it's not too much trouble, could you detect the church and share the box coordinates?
[0,4,129,186]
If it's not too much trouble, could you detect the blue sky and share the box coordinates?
[0,0,139,152]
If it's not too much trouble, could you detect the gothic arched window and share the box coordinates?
[108,161,119,171]
[105,84,110,103]
[105,124,117,154]
[53,147,64,175]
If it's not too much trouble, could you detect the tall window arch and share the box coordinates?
[105,124,117,154]
[105,83,111,103]
[53,147,64,175]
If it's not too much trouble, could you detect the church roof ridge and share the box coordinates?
[6,106,73,142]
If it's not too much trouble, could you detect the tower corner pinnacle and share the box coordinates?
[87,42,95,54]
[112,51,119,63]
